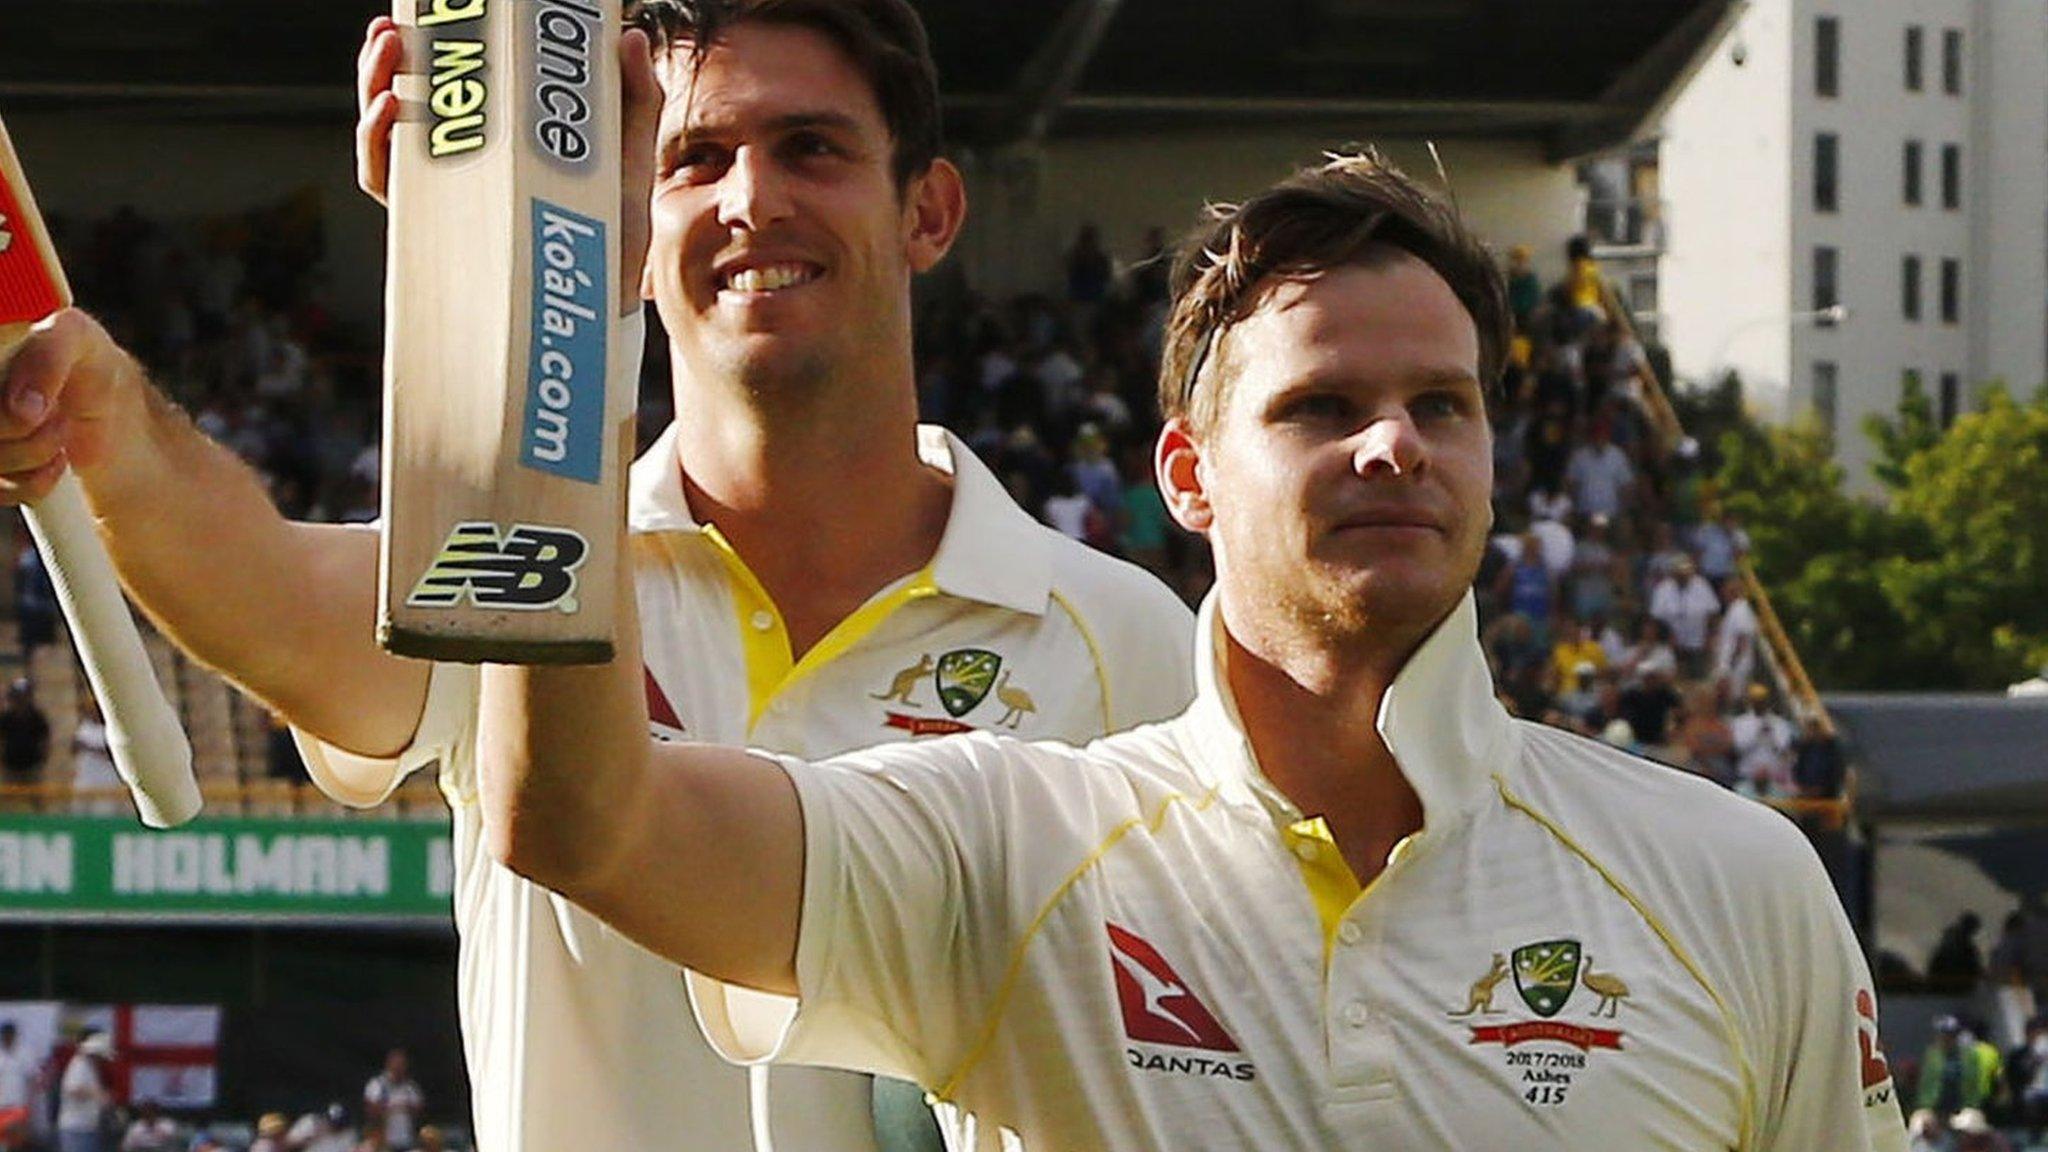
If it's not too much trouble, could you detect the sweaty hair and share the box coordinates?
[625,0,943,188]
[1159,149,1512,431]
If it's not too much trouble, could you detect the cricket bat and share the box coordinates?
[0,118,201,830]
[379,0,631,664]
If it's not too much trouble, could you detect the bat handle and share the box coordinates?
[22,473,199,828]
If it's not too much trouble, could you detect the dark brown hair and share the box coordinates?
[1159,148,1512,429]
[626,0,943,188]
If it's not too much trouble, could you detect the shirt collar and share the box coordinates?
[627,423,1052,617]
[1182,589,1513,832]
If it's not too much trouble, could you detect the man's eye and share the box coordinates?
[1412,391,1467,419]
[788,132,839,158]
[668,145,727,177]
[1283,394,1351,421]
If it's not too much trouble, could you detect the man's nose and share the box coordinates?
[1352,413,1425,479]
[716,147,794,231]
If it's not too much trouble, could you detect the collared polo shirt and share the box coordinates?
[295,398,1195,1152]
[708,592,1908,1151]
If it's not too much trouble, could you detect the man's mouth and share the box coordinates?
[719,263,824,294]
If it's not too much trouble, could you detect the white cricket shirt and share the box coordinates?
[295,383,1195,1151]
[705,592,1909,1151]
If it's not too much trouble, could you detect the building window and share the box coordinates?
[1814,134,1840,212]
[1814,246,1840,312]
[1905,26,1924,91]
[1903,140,1923,205]
[1943,29,1964,95]
[1816,17,1841,97]
[1902,255,1922,320]
[1941,144,1962,209]
[1940,259,1961,323]
[1939,372,1961,427]
[1814,361,1840,438]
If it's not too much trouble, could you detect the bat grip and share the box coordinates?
[22,474,199,828]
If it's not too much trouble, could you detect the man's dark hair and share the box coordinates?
[1159,149,1512,430]
[625,0,943,188]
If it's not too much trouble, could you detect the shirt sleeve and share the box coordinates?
[292,661,479,808]
[687,736,1103,1090]
[1753,836,1909,1152]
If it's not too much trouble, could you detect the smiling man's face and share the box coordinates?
[1179,253,1493,648]
[644,21,944,393]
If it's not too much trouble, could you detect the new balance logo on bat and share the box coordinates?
[407,522,589,612]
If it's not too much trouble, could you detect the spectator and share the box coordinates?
[1907,1108,1949,1152]
[1494,531,1555,631]
[1930,914,1988,992]
[1116,444,1171,576]
[1618,664,1683,755]
[413,1127,444,1152]
[1918,1016,2002,1118]
[1548,616,1606,697]
[119,1101,181,1152]
[362,1048,423,1152]
[1690,505,1749,583]
[1988,913,2035,1051]
[1568,514,1620,621]
[248,1113,289,1152]
[57,1031,113,1152]
[1504,244,1542,329]
[1039,470,1095,544]
[1712,578,1760,695]
[0,1022,32,1152]
[70,696,121,817]
[286,1104,355,1152]
[1729,684,1796,796]
[1564,419,1634,520]
[1648,556,1720,676]
[1617,617,1678,685]
[1951,1107,2012,1152]
[0,680,51,804]
[1673,685,1736,786]
[1563,234,1608,326]
[1063,223,1113,309]
[2018,1016,2048,1144]
[1790,716,1846,798]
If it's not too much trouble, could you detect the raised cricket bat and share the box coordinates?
[0,118,200,829]
[380,0,630,664]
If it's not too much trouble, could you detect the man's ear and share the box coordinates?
[904,158,969,273]
[1156,418,1213,534]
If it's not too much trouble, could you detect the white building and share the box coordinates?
[1658,0,2047,483]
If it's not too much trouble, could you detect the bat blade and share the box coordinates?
[0,116,200,829]
[379,0,630,665]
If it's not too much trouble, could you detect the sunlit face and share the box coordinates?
[645,23,956,392]
[1162,255,1493,648]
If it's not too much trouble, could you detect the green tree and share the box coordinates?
[1717,384,2048,690]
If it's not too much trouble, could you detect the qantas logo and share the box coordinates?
[1108,923,1256,1082]
[1107,923,1237,1050]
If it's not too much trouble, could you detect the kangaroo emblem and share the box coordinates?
[871,654,935,705]
[1448,953,1512,1017]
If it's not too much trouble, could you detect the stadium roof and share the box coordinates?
[1828,694,2048,823]
[0,0,1735,159]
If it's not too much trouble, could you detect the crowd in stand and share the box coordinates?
[0,204,1844,809]
[0,1029,449,1152]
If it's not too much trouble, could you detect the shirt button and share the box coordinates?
[1337,921,1364,947]
[749,610,775,632]
[1292,840,1321,863]
[1342,1001,1370,1028]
